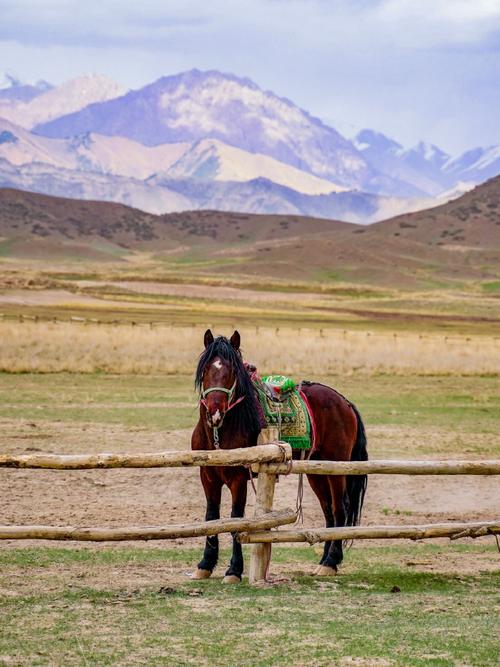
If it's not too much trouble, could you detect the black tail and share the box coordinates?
[345,403,368,526]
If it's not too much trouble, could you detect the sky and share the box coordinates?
[1,0,500,155]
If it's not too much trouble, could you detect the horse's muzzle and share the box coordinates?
[208,408,224,426]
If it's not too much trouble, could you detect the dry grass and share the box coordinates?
[0,320,498,375]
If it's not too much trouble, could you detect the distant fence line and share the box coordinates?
[0,312,497,345]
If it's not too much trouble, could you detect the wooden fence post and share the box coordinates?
[248,470,277,584]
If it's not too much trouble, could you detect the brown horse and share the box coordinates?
[191,329,367,582]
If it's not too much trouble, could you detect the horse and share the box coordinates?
[191,329,368,583]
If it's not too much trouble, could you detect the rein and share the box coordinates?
[199,379,246,449]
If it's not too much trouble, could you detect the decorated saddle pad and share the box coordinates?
[253,374,313,450]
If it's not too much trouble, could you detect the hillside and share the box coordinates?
[0,178,499,287]
[0,187,353,260]
[253,177,500,285]
[365,175,500,247]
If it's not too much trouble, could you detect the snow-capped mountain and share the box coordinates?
[0,117,423,221]
[354,129,453,195]
[0,74,128,128]
[355,128,500,197]
[0,118,364,217]
[444,146,500,184]
[399,141,451,190]
[0,74,52,103]
[0,117,189,179]
[1,69,498,221]
[34,69,389,192]
[166,139,346,195]
[0,117,342,195]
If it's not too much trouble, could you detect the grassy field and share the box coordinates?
[0,320,498,375]
[1,263,499,335]
[0,372,499,666]
[1,543,498,666]
[0,373,499,452]
[0,255,499,665]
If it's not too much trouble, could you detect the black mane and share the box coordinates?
[195,336,261,435]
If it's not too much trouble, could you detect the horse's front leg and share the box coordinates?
[193,469,222,579]
[223,469,248,584]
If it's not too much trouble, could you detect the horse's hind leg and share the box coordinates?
[306,473,334,573]
[194,470,222,579]
[323,475,347,571]
[223,471,248,583]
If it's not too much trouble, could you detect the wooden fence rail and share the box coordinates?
[2,451,499,475]
[0,508,297,542]
[239,521,500,545]
[2,442,499,585]
[256,459,500,475]
[0,443,291,470]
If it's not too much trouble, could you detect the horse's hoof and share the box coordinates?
[222,574,242,584]
[192,568,212,580]
[315,565,338,576]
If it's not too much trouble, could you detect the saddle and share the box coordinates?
[251,371,315,450]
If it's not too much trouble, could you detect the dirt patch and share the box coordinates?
[78,280,327,304]
[1,420,498,551]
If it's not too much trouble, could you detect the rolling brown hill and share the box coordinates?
[0,179,499,287]
[0,187,355,259]
[224,177,500,286]
[365,175,500,247]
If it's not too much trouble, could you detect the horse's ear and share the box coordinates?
[230,330,240,351]
[204,329,214,348]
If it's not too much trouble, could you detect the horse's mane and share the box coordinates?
[195,336,262,435]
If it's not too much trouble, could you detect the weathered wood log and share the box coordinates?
[0,508,296,541]
[239,521,500,544]
[248,470,278,584]
[256,459,500,476]
[0,443,292,470]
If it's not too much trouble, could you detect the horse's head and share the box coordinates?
[197,329,243,428]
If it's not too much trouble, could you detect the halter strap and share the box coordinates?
[200,379,246,449]
[201,379,237,401]
[200,379,245,413]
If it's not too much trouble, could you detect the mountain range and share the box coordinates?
[0,70,498,223]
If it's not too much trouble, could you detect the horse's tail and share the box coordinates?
[345,403,368,526]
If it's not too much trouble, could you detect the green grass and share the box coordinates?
[2,264,500,334]
[482,280,500,293]
[0,544,498,666]
[0,239,13,257]
[0,373,498,452]
[337,374,500,433]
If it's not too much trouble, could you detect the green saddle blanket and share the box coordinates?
[254,374,312,450]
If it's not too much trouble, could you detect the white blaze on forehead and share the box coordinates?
[212,360,222,369]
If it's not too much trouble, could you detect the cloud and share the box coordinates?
[2,0,500,51]
[1,0,499,152]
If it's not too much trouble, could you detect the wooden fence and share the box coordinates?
[1,444,499,584]
[2,312,499,346]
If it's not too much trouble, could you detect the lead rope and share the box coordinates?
[277,397,304,523]
[295,381,305,523]
[247,465,257,494]
[295,449,305,524]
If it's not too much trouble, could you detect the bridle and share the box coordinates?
[199,378,246,449]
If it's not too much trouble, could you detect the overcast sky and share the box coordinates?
[1,0,499,154]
